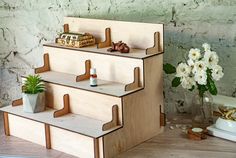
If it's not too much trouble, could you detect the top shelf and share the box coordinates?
[63,17,164,52]
[44,43,161,59]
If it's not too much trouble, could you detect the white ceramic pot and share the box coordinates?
[215,117,236,133]
[22,92,45,113]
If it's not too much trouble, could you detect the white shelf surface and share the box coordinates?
[44,43,160,59]
[23,71,143,97]
[1,105,122,138]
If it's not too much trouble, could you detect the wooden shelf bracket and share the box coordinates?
[146,32,161,55]
[35,53,50,74]
[53,94,70,118]
[76,60,91,82]
[102,105,119,131]
[97,28,111,48]
[125,67,140,91]
[12,98,23,107]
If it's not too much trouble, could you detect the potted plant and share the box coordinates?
[164,43,224,123]
[22,75,46,113]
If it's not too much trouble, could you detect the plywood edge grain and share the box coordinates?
[45,124,51,149]
[94,138,100,158]
[160,105,166,127]
[3,112,10,136]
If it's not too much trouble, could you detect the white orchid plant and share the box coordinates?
[164,43,224,97]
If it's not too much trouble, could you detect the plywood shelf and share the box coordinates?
[22,71,143,97]
[44,43,162,59]
[0,105,122,138]
[3,17,164,158]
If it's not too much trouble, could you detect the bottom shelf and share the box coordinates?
[5,113,104,158]
[0,105,122,138]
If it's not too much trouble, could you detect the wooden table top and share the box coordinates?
[0,112,236,158]
[118,114,236,158]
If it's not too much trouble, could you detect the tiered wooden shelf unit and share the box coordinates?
[0,17,165,158]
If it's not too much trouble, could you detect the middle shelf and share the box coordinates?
[1,105,122,138]
[22,71,143,97]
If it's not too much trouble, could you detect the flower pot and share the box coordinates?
[22,92,45,113]
[215,117,236,133]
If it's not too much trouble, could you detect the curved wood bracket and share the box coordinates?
[102,105,119,131]
[146,32,161,55]
[125,67,140,91]
[35,53,50,74]
[97,28,111,48]
[53,94,70,118]
[76,60,91,82]
[12,98,23,107]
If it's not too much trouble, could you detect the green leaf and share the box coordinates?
[172,77,181,87]
[207,77,217,95]
[197,84,208,97]
[23,75,45,94]
[206,68,212,78]
[163,63,176,74]
[188,85,195,91]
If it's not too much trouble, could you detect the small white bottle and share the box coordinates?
[90,68,97,87]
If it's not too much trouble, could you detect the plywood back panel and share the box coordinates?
[8,114,46,146]
[50,126,94,158]
[45,83,122,123]
[44,46,144,85]
[64,17,164,51]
